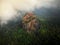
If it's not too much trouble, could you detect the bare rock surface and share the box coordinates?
[22,13,40,32]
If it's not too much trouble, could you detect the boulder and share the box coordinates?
[22,13,40,32]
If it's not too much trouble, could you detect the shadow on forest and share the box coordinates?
[0,20,60,45]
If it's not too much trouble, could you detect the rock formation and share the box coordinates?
[22,13,40,32]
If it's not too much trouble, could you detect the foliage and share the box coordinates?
[0,19,60,45]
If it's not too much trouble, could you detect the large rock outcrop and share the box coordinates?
[22,13,40,32]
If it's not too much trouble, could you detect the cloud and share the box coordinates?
[0,0,58,25]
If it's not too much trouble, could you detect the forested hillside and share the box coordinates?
[0,13,60,45]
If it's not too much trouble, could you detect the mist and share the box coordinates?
[0,0,59,25]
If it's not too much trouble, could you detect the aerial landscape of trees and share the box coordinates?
[0,12,60,45]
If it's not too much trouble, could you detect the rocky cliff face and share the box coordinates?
[22,13,40,32]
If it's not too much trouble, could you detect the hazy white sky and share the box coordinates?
[0,0,57,25]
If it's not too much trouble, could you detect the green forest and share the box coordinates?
[0,15,60,45]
